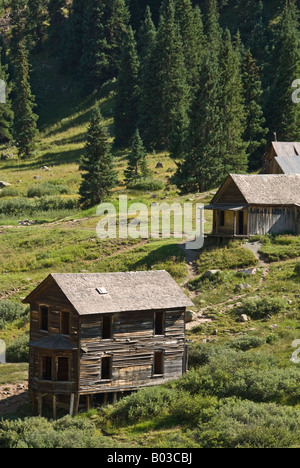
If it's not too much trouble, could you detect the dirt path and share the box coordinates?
[0,382,28,416]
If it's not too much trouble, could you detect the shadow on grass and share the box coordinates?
[132,243,185,271]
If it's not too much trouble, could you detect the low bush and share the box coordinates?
[6,334,29,363]
[228,335,266,352]
[27,182,70,198]
[239,296,289,320]
[0,300,29,330]
[0,196,78,216]
[109,386,179,424]
[127,177,164,191]
[0,416,110,448]
[197,398,300,448]
[294,262,300,277]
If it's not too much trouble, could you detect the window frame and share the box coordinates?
[153,351,165,377]
[101,314,113,340]
[60,311,70,336]
[154,311,165,336]
[100,355,113,381]
[39,305,49,332]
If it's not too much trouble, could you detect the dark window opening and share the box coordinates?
[40,306,49,331]
[61,312,70,335]
[102,315,113,340]
[42,356,52,381]
[153,351,164,376]
[101,356,112,380]
[238,211,244,235]
[57,357,69,381]
[220,211,225,227]
[154,311,165,336]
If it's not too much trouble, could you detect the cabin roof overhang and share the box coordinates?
[30,334,77,351]
[205,204,248,211]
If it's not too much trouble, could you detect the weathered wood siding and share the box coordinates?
[29,282,79,344]
[248,205,299,235]
[79,309,186,395]
[28,282,79,396]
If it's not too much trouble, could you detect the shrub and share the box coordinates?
[27,182,70,198]
[228,335,266,352]
[169,392,218,425]
[294,262,300,277]
[110,386,178,424]
[0,300,29,330]
[197,398,300,448]
[127,177,164,191]
[0,196,78,216]
[239,297,289,320]
[0,186,23,198]
[6,334,29,363]
[0,416,105,448]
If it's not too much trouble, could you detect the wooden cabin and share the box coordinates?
[262,141,300,174]
[205,174,300,238]
[24,271,193,418]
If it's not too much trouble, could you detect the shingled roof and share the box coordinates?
[24,271,194,315]
[209,174,300,207]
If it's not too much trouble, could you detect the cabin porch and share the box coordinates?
[205,204,249,238]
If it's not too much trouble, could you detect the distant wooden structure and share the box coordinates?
[24,271,193,418]
[205,174,300,238]
[262,141,300,174]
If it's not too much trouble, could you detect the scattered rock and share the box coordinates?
[202,269,222,279]
[185,310,196,323]
[18,220,37,226]
[0,181,11,188]
[239,314,249,322]
[234,283,252,292]
[238,267,257,276]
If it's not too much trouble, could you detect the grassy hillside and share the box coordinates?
[0,39,300,448]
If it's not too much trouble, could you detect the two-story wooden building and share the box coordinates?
[24,270,193,418]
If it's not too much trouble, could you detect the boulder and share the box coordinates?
[239,314,249,322]
[238,267,257,276]
[234,283,252,292]
[0,181,11,188]
[185,310,196,323]
[202,269,222,279]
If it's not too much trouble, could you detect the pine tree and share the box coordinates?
[26,0,47,51]
[174,0,206,89]
[0,47,14,144]
[267,0,300,141]
[10,0,27,58]
[47,0,67,54]
[138,6,157,149]
[124,129,149,184]
[114,26,140,148]
[61,0,85,71]
[242,49,268,170]
[219,28,248,175]
[12,41,39,159]
[142,0,190,157]
[172,0,223,192]
[80,0,129,91]
[79,107,117,208]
